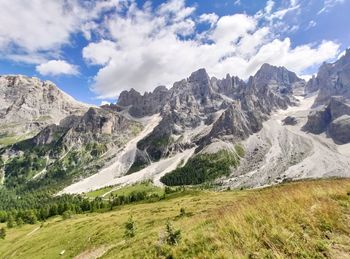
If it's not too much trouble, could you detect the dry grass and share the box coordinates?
[1,179,350,258]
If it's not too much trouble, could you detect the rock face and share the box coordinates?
[121,65,304,170]
[312,49,350,107]
[282,116,298,126]
[303,97,350,143]
[328,115,350,144]
[0,75,88,137]
[117,86,170,117]
[303,107,331,134]
[305,75,320,94]
[303,49,350,144]
[28,106,138,148]
[252,63,302,94]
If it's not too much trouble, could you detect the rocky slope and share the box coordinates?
[303,49,350,144]
[3,51,350,193]
[0,75,88,144]
[0,103,143,189]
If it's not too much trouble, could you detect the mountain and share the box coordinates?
[306,49,350,105]
[2,54,350,195]
[303,49,350,144]
[0,75,88,146]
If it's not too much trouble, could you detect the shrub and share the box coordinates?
[124,216,136,239]
[165,222,181,245]
[0,227,6,239]
[6,216,15,228]
[62,210,73,220]
[179,208,186,217]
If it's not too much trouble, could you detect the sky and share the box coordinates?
[0,0,349,105]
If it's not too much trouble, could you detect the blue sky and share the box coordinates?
[0,0,349,105]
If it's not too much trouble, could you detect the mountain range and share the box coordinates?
[1,49,350,194]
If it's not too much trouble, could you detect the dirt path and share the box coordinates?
[74,245,115,259]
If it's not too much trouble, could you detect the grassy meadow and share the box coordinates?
[0,179,350,258]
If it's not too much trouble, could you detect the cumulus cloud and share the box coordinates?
[81,0,340,98]
[36,60,78,76]
[0,0,121,63]
[199,13,219,26]
[0,0,342,97]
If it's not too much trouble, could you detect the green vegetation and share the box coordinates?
[165,221,181,245]
[124,216,136,239]
[0,182,167,229]
[0,179,350,258]
[87,181,163,199]
[4,153,46,188]
[85,186,114,198]
[0,132,34,147]
[160,150,240,186]
[126,159,148,174]
[0,227,5,239]
[86,142,107,157]
[234,144,245,157]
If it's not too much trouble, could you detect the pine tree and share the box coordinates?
[165,221,181,245]
[124,216,136,239]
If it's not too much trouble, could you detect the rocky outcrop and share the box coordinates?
[129,65,303,168]
[282,116,298,126]
[252,63,302,94]
[312,49,350,107]
[303,96,350,143]
[18,106,141,153]
[305,75,320,94]
[303,107,331,134]
[117,86,170,117]
[302,49,350,143]
[328,115,350,144]
[0,75,88,137]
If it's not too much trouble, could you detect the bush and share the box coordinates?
[124,216,136,239]
[165,222,181,245]
[0,227,6,239]
[62,210,73,220]
[179,208,186,217]
[6,216,15,228]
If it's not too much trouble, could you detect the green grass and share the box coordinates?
[85,186,114,198]
[86,181,164,199]
[1,179,350,258]
[0,133,33,147]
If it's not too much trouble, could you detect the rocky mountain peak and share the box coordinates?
[0,75,88,140]
[188,68,210,83]
[312,49,350,107]
[254,63,300,85]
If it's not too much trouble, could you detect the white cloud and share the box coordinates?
[0,0,121,63]
[0,0,342,98]
[81,1,340,98]
[307,20,317,30]
[36,60,78,76]
[100,101,111,106]
[265,0,275,14]
[199,13,219,27]
[234,0,241,6]
[318,0,345,14]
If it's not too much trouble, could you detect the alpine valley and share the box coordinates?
[1,50,350,258]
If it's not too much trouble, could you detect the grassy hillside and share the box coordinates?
[1,179,350,258]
